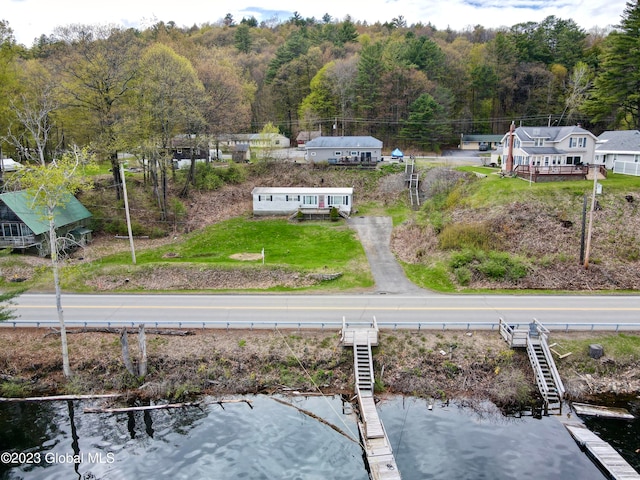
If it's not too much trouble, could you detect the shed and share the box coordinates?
[252,187,353,217]
[0,190,93,255]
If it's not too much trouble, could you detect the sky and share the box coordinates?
[2,0,630,46]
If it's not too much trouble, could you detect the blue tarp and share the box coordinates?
[391,148,403,158]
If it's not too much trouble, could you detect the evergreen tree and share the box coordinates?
[234,24,252,54]
[583,1,640,129]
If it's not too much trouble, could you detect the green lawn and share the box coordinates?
[453,167,640,210]
[53,217,374,292]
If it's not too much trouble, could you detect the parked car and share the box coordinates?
[0,158,23,171]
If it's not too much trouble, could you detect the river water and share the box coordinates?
[0,394,634,480]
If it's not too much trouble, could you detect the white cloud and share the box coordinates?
[3,0,627,46]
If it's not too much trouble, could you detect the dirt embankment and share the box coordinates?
[1,329,637,409]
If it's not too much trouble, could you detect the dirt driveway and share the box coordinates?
[348,216,431,295]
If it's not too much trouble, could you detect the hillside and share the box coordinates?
[392,167,640,291]
[2,162,640,293]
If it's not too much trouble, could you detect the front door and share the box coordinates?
[318,195,325,208]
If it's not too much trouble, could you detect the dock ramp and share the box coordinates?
[341,317,401,480]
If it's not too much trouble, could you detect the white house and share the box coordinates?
[499,125,597,171]
[216,133,291,149]
[251,187,353,216]
[596,130,640,176]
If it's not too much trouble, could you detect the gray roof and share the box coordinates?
[521,147,564,155]
[305,136,383,149]
[252,187,353,195]
[515,125,595,142]
[461,134,504,142]
[596,130,640,153]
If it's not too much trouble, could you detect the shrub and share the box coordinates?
[454,266,472,286]
[449,250,528,283]
[219,163,246,184]
[438,222,493,250]
[449,249,479,268]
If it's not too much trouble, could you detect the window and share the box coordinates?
[1,223,20,237]
[286,195,300,202]
[328,195,349,206]
[534,138,544,147]
[334,151,342,156]
[567,156,581,165]
[303,195,317,205]
[350,151,358,156]
[569,137,587,148]
[258,195,272,201]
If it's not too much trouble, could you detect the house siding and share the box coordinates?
[500,126,597,170]
[252,187,353,216]
[304,136,383,163]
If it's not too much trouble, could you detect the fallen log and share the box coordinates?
[0,394,122,403]
[84,402,201,414]
[211,399,253,409]
[271,397,358,444]
[47,327,194,336]
[84,398,252,414]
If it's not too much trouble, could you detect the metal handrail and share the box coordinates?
[539,334,566,399]
[2,319,640,331]
[526,336,550,400]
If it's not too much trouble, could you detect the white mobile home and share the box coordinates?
[252,187,353,216]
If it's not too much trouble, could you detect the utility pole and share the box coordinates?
[120,162,136,264]
[579,195,587,264]
[583,165,599,269]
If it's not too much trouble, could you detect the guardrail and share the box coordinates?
[2,319,640,332]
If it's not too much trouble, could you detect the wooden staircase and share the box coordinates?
[527,335,563,414]
[404,158,420,208]
[354,342,374,396]
[341,317,401,479]
[500,318,565,415]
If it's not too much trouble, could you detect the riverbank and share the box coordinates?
[0,328,638,409]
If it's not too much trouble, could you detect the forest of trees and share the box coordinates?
[1,2,640,172]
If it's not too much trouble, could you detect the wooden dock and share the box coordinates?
[564,423,640,479]
[342,318,401,480]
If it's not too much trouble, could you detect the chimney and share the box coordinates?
[506,121,515,173]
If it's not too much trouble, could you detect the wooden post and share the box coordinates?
[579,194,587,264]
[138,324,147,377]
[120,328,136,375]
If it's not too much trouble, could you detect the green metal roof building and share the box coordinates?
[0,190,93,255]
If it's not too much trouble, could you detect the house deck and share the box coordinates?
[514,164,607,182]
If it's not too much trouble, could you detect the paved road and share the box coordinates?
[8,293,640,329]
[5,216,640,330]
